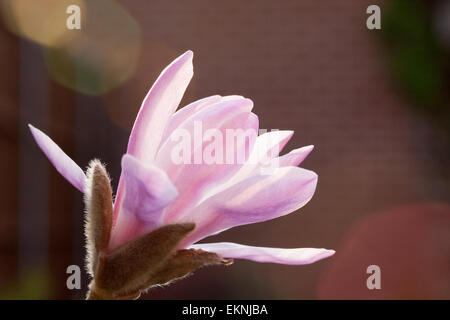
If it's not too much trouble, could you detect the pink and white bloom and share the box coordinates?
[29,51,334,284]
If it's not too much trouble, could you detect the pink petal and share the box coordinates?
[178,166,318,247]
[237,130,294,176]
[160,95,222,144]
[190,242,335,265]
[240,145,314,183]
[276,145,314,167]
[162,111,259,223]
[202,130,294,199]
[247,130,294,165]
[109,154,178,249]
[160,95,246,147]
[114,51,193,222]
[122,154,178,222]
[28,124,86,193]
[127,50,194,162]
[156,97,254,179]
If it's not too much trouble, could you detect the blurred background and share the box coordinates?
[0,0,449,299]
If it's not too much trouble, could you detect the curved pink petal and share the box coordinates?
[277,145,314,167]
[236,130,294,178]
[114,51,193,222]
[241,145,315,182]
[201,130,294,200]
[28,124,86,193]
[190,242,335,265]
[122,154,178,222]
[244,130,294,168]
[160,95,246,147]
[156,97,254,179]
[127,50,194,162]
[178,166,318,247]
[109,154,178,249]
[162,111,259,223]
[160,95,222,144]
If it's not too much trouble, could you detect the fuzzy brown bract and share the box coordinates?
[83,160,232,300]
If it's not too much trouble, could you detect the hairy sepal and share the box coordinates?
[143,249,233,290]
[93,223,195,298]
[84,159,113,277]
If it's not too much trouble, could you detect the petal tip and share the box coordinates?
[28,123,39,136]
[28,124,44,144]
[178,50,194,65]
[284,130,294,140]
[307,248,335,264]
[303,169,318,183]
[321,249,336,260]
[27,124,86,193]
[121,153,132,164]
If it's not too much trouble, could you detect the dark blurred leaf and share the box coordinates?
[0,269,52,300]
[381,0,449,129]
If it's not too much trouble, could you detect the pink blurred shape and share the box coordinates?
[318,203,450,299]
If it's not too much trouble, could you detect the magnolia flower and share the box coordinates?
[29,51,335,299]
